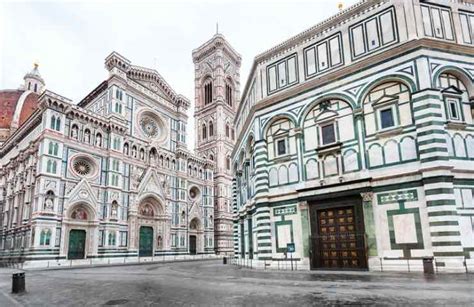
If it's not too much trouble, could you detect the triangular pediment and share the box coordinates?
[441,85,463,95]
[372,94,399,106]
[137,169,164,199]
[65,179,99,205]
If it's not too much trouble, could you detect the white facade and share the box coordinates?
[0,52,215,267]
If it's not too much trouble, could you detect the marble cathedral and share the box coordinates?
[232,0,474,272]
[0,34,240,266]
[1,0,474,273]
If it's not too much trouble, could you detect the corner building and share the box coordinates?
[232,0,474,272]
[0,52,215,267]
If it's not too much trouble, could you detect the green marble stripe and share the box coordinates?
[256,223,271,228]
[420,156,450,163]
[257,243,272,247]
[256,229,271,234]
[433,251,465,257]
[418,138,447,146]
[425,188,454,196]
[417,129,446,137]
[412,94,441,102]
[419,147,448,154]
[258,236,272,240]
[256,216,270,221]
[423,177,454,184]
[427,200,456,207]
[416,121,446,128]
[413,103,442,112]
[432,241,462,247]
[414,113,443,121]
[427,211,458,217]
[429,220,459,226]
[430,231,461,237]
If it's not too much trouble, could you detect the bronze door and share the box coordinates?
[311,202,367,269]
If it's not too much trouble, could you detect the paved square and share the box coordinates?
[0,260,473,306]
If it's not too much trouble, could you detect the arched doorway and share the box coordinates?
[189,217,202,255]
[63,204,98,260]
[130,195,170,257]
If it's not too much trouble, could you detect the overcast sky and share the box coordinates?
[0,0,358,149]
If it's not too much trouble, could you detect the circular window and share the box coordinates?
[140,115,159,138]
[71,155,97,178]
[137,110,167,143]
[189,186,201,200]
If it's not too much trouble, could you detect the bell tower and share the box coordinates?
[192,34,241,255]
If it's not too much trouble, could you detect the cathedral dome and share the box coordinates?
[0,89,40,140]
[0,63,44,142]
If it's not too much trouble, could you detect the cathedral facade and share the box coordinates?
[232,0,474,272]
[0,49,221,266]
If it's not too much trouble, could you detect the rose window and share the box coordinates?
[71,155,97,178]
[140,115,159,138]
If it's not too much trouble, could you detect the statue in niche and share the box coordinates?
[95,134,102,147]
[111,203,118,218]
[44,198,54,211]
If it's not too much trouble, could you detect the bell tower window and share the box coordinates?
[225,83,233,107]
[204,81,213,105]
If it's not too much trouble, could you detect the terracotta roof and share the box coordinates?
[0,89,39,129]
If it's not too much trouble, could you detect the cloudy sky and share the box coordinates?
[0,0,358,149]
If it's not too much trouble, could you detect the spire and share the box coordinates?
[24,61,45,94]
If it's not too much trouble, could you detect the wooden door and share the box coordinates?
[311,201,367,269]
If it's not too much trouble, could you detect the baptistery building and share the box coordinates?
[0,51,218,266]
[232,0,474,272]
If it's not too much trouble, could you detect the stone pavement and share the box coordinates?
[0,260,472,306]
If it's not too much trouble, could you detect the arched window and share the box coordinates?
[50,116,56,130]
[39,229,51,246]
[34,83,38,93]
[46,159,57,174]
[202,123,207,140]
[171,159,176,170]
[55,117,61,131]
[123,143,129,155]
[363,82,410,132]
[225,124,230,138]
[209,154,214,161]
[226,83,233,106]
[140,148,145,160]
[132,146,137,158]
[437,72,470,122]
[204,81,213,105]
[209,121,214,137]
[48,142,59,156]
